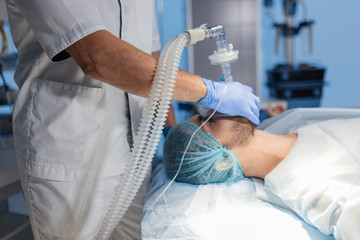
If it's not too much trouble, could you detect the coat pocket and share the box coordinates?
[26,79,104,180]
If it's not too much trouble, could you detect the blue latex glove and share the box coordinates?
[198,78,260,125]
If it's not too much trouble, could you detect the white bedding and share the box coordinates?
[141,108,360,239]
[257,117,360,239]
[142,162,332,240]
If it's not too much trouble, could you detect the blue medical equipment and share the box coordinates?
[264,0,326,108]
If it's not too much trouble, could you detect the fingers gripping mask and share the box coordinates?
[163,121,244,185]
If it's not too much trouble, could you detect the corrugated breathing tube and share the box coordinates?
[95,33,190,240]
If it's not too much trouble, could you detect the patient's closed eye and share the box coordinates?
[198,115,205,125]
[199,115,214,124]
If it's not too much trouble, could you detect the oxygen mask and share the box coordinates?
[199,106,236,120]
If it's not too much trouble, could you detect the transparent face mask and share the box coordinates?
[198,106,236,119]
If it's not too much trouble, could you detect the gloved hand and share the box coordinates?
[198,78,260,125]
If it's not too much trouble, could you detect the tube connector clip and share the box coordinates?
[184,24,226,47]
[184,27,206,47]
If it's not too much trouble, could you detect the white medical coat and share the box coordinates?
[256,109,360,240]
[5,0,160,239]
[7,0,160,180]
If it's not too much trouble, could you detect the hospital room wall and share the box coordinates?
[155,0,188,71]
[261,0,360,108]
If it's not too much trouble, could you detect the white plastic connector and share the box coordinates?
[184,27,206,46]
[208,43,239,65]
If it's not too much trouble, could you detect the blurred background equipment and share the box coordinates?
[0,1,30,239]
[0,56,18,106]
[265,0,326,108]
[0,1,18,106]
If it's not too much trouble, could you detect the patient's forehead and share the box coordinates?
[187,114,236,146]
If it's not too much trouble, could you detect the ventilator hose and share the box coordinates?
[95,33,189,240]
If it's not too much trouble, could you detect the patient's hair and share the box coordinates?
[162,116,254,185]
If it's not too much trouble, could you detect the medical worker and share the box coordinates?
[5,0,260,239]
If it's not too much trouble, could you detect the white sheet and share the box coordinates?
[142,162,332,239]
[142,108,360,239]
[257,118,360,239]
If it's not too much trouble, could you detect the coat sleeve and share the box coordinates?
[151,11,161,53]
[14,0,108,61]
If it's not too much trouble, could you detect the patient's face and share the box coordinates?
[188,114,238,147]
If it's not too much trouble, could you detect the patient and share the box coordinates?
[163,114,297,182]
[163,111,360,240]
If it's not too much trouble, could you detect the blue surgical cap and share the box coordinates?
[163,121,244,185]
